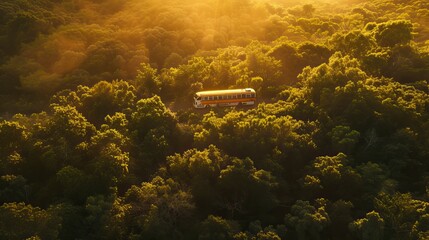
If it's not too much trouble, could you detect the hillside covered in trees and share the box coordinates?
[0,0,428,239]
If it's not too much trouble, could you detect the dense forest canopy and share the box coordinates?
[0,0,428,239]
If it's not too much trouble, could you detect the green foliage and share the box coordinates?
[374,192,429,239]
[349,211,385,240]
[198,215,240,240]
[78,80,137,125]
[86,128,130,193]
[0,0,428,239]
[106,176,195,239]
[373,20,413,47]
[0,175,28,203]
[328,125,360,154]
[0,0,64,57]
[0,202,61,240]
[47,104,95,144]
[56,166,87,202]
[135,63,161,97]
[81,39,130,77]
[129,95,178,175]
[326,200,354,239]
[308,153,363,200]
[218,157,278,218]
[0,120,28,174]
[167,146,278,220]
[329,30,375,58]
[194,107,317,174]
[284,199,330,240]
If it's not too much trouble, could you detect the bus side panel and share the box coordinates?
[200,98,256,105]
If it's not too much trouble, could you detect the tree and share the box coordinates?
[299,52,367,106]
[87,128,130,194]
[0,202,61,240]
[167,145,231,212]
[30,104,95,181]
[81,39,130,78]
[374,192,429,239]
[0,0,62,56]
[134,63,161,97]
[373,20,413,47]
[349,211,384,240]
[308,153,363,200]
[47,104,95,147]
[103,112,129,134]
[142,27,178,68]
[206,46,244,89]
[328,30,374,58]
[326,200,354,239]
[298,42,331,69]
[0,120,28,175]
[198,215,240,240]
[84,194,114,239]
[217,157,278,219]
[357,162,391,199]
[171,57,210,101]
[242,41,282,93]
[328,125,360,154]
[78,80,136,125]
[130,95,177,176]
[269,41,303,83]
[0,174,28,203]
[284,199,330,240]
[298,52,378,131]
[49,203,86,240]
[254,230,282,240]
[131,96,176,141]
[194,107,317,175]
[302,4,315,18]
[56,166,88,203]
[106,176,195,239]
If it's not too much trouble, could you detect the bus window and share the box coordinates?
[232,95,237,99]
[209,96,213,100]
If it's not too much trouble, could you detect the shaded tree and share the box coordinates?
[349,211,384,240]
[284,199,330,240]
[198,215,240,240]
[105,176,195,239]
[0,202,61,240]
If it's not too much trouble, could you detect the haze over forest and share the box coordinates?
[0,0,428,239]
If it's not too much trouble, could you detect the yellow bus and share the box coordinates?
[193,88,256,108]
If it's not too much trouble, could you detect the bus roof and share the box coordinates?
[195,88,255,96]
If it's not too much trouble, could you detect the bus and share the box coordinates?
[193,88,256,108]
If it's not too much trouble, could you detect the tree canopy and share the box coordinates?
[0,0,428,239]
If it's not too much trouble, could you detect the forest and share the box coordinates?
[0,0,428,239]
